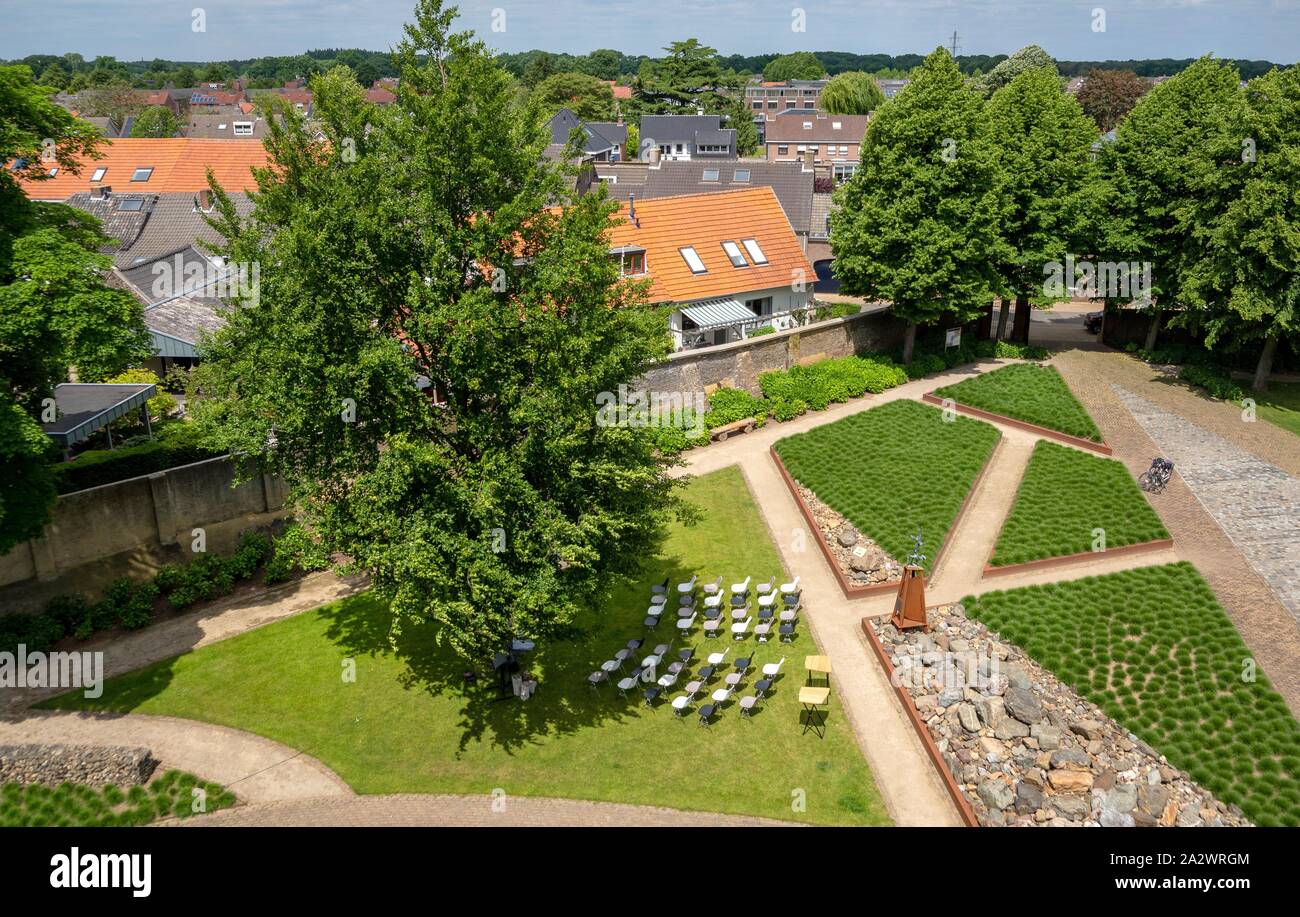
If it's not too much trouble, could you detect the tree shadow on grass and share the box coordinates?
[314,556,702,755]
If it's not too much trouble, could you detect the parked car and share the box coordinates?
[1084,311,1104,334]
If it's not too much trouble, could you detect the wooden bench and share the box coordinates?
[709,417,757,442]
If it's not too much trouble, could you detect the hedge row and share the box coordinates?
[1178,364,1246,402]
[52,424,226,494]
[0,525,329,657]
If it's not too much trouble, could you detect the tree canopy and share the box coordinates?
[130,105,179,138]
[819,71,885,115]
[762,52,825,82]
[192,0,681,661]
[531,71,616,121]
[972,44,1056,97]
[1076,68,1150,132]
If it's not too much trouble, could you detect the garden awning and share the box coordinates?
[41,383,156,448]
[679,298,758,330]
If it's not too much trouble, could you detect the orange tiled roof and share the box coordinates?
[607,186,812,303]
[18,138,270,200]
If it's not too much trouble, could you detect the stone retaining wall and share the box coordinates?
[0,743,157,786]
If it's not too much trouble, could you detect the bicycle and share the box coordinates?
[1138,457,1174,493]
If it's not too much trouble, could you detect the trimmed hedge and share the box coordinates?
[52,424,226,494]
[1178,364,1245,402]
[0,531,274,657]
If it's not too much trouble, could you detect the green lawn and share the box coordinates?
[933,363,1103,442]
[1255,381,1300,439]
[964,563,1300,826]
[43,467,888,826]
[1,771,235,827]
[773,399,1000,572]
[990,440,1170,566]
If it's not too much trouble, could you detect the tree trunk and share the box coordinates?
[994,298,1010,341]
[1012,295,1031,344]
[1143,310,1163,352]
[902,322,917,365]
[1253,336,1278,393]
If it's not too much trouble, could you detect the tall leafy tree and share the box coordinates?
[1181,65,1300,390]
[532,71,616,121]
[636,40,757,154]
[985,65,1099,341]
[1098,57,1244,350]
[972,44,1056,97]
[130,105,178,137]
[762,52,825,82]
[820,71,885,115]
[193,1,680,661]
[0,65,151,551]
[831,49,1006,362]
[1076,68,1149,131]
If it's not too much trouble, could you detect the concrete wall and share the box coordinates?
[0,456,288,599]
[641,303,906,396]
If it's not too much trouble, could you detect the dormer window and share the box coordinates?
[733,169,751,183]
[131,167,153,182]
[832,121,842,130]
[702,168,720,182]
[609,245,647,276]
[741,239,768,265]
[803,121,812,129]
[91,167,107,181]
[679,246,707,274]
[721,241,748,268]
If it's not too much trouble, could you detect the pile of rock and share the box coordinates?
[0,743,157,787]
[870,603,1250,827]
[796,484,902,586]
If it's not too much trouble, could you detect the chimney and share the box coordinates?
[628,193,640,228]
[803,147,815,170]
[648,145,661,166]
[91,183,110,199]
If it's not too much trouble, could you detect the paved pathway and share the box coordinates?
[1115,386,1300,622]
[173,794,802,827]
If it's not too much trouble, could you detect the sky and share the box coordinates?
[4,0,1299,63]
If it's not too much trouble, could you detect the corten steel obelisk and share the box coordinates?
[891,530,929,631]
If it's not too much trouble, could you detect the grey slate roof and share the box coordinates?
[547,108,622,157]
[639,115,737,154]
[593,159,815,236]
[64,191,254,268]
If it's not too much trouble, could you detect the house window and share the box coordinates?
[702,168,720,182]
[803,101,814,109]
[833,163,857,182]
[767,101,777,109]
[48,167,58,176]
[233,121,254,136]
[741,238,768,265]
[117,198,144,212]
[733,169,751,182]
[131,167,153,182]
[679,246,707,274]
[839,145,849,154]
[832,121,842,130]
[721,241,748,268]
[752,101,762,109]
[777,145,789,156]
[611,250,646,275]
[91,167,107,182]
[796,145,806,153]
[802,121,812,130]
[745,296,773,316]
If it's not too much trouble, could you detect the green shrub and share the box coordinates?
[1178,364,1245,402]
[704,387,765,428]
[263,523,332,585]
[746,325,776,337]
[993,340,1049,360]
[904,353,946,379]
[759,355,907,410]
[51,423,225,494]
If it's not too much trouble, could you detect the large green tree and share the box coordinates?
[130,105,178,137]
[636,40,757,154]
[762,51,825,82]
[0,65,151,552]
[831,49,1006,362]
[819,71,885,115]
[985,65,1099,341]
[193,1,680,661]
[1098,57,1244,350]
[972,44,1056,97]
[1180,65,1300,390]
[1076,68,1149,132]
[532,71,616,121]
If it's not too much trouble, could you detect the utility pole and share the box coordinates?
[948,30,961,59]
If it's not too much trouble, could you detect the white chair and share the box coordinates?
[649,593,667,606]
[730,604,750,621]
[731,616,753,640]
[707,648,730,667]
[702,616,724,637]
[779,607,798,622]
[701,575,724,595]
[724,671,743,691]
[756,576,776,595]
[758,590,778,608]
[677,574,698,595]
[754,621,774,643]
[762,658,786,679]
[730,576,752,596]
[704,591,724,609]
[672,680,704,717]
[738,694,760,717]
[711,684,734,705]
[617,669,644,697]
[676,612,697,632]
[780,575,800,595]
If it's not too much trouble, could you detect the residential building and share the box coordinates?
[18,138,269,201]
[602,80,633,101]
[546,108,628,161]
[764,113,868,182]
[744,79,827,142]
[185,106,267,139]
[604,187,814,350]
[593,158,816,249]
[639,115,737,161]
[877,78,910,98]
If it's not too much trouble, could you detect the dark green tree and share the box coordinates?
[192,2,680,661]
[762,51,825,82]
[831,49,1006,363]
[820,71,885,115]
[532,71,616,121]
[130,105,179,137]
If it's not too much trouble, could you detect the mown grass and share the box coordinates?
[964,563,1300,827]
[1254,381,1300,439]
[0,770,234,827]
[773,399,1000,573]
[990,440,1170,566]
[933,362,1103,442]
[43,467,888,826]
